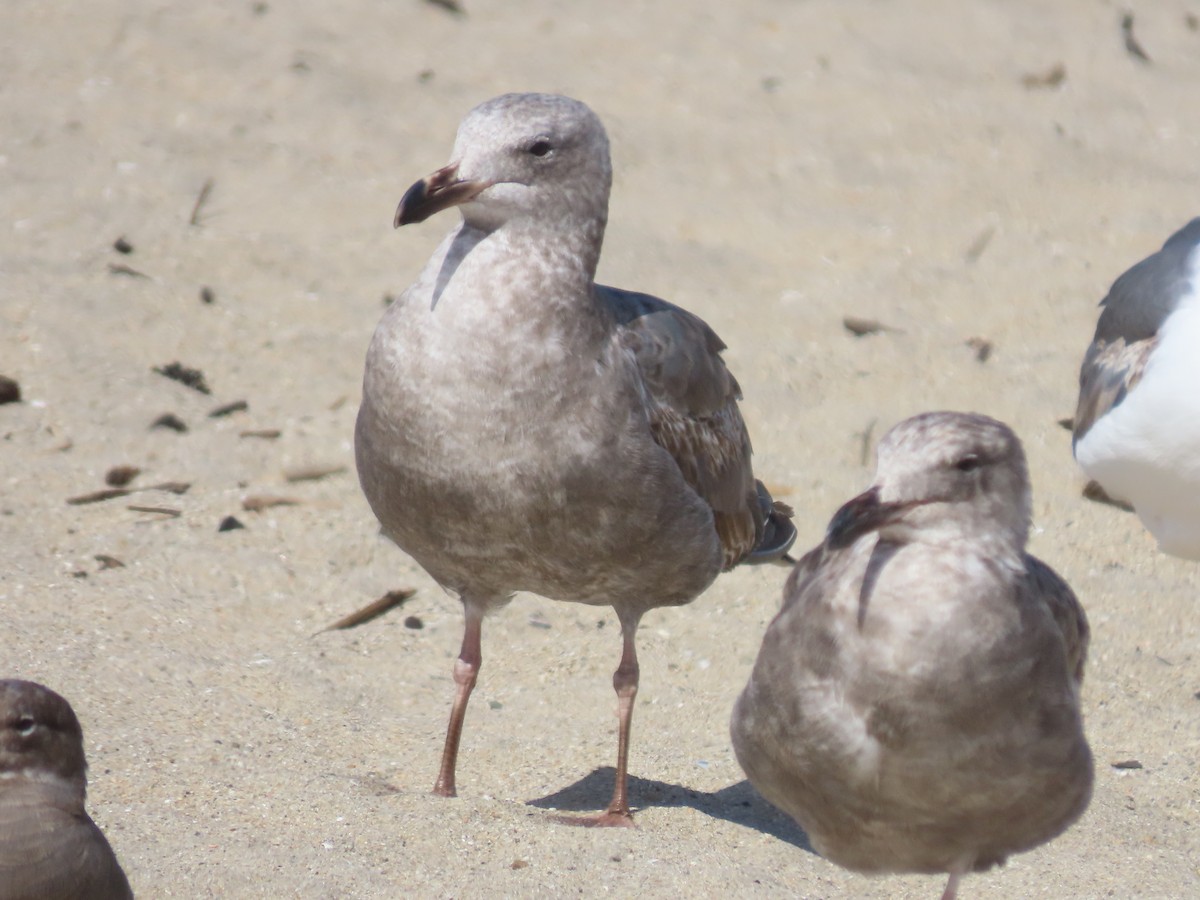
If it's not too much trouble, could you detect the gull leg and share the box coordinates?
[550,611,642,827]
[941,868,965,900]
[601,619,640,822]
[432,600,484,797]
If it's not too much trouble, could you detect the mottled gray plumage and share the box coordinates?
[1074,218,1200,444]
[0,680,133,900]
[731,412,1091,899]
[355,92,793,823]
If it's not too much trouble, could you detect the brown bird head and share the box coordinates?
[0,680,88,792]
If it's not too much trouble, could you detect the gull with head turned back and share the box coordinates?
[731,412,1092,898]
[355,92,794,826]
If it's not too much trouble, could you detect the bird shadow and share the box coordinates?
[527,767,815,853]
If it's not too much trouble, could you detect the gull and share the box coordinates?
[0,680,133,900]
[355,92,794,825]
[731,412,1092,898]
[1073,217,1200,559]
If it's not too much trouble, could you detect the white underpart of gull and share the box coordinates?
[1073,217,1200,559]
[731,412,1092,900]
[355,93,794,826]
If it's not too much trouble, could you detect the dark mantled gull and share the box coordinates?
[1073,217,1200,559]
[355,92,795,825]
[0,680,133,900]
[731,412,1092,900]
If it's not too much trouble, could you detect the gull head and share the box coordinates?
[395,92,612,234]
[0,679,88,789]
[827,411,1032,555]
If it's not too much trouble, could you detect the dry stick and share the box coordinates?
[284,464,346,483]
[858,418,878,468]
[67,482,191,505]
[319,589,417,633]
[107,262,150,279]
[190,178,215,226]
[242,495,299,512]
[127,505,182,518]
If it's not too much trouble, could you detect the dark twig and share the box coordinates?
[1122,13,1152,63]
[320,589,417,633]
[190,178,215,226]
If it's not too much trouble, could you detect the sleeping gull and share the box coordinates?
[731,412,1092,899]
[1073,217,1200,559]
[0,680,133,900]
[355,92,795,825]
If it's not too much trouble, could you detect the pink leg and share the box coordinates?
[432,602,484,797]
[602,624,640,821]
[554,613,641,827]
[941,869,963,900]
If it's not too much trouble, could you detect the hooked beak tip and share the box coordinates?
[393,163,490,228]
[826,488,916,550]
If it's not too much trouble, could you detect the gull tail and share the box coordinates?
[746,481,798,565]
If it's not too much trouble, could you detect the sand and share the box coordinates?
[2,1,1198,897]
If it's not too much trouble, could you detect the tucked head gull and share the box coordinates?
[0,680,133,900]
[1073,217,1200,559]
[355,92,795,826]
[731,411,1092,900]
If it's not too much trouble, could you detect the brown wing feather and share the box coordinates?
[647,403,760,569]
[602,285,762,569]
[1073,336,1156,445]
[1026,555,1090,688]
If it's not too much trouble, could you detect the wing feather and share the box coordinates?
[1072,335,1156,445]
[601,285,792,568]
[1026,555,1090,688]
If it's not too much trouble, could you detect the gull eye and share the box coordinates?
[954,454,982,473]
[15,716,36,736]
[528,138,553,158]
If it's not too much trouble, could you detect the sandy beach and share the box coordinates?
[3,1,1198,896]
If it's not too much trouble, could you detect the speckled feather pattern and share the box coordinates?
[731,412,1091,889]
[355,94,784,613]
[1073,335,1156,444]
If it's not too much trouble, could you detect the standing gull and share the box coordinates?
[731,412,1092,899]
[355,93,794,825]
[0,680,133,900]
[1073,217,1200,559]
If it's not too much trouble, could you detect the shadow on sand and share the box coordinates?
[527,767,815,853]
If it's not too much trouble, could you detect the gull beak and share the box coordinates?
[394,163,492,227]
[825,487,916,550]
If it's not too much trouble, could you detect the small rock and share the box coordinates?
[153,361,211,395]
[965,337,993,363]
[842,316,897,337]
[0,375,20,405]
[105,465,141,487]
[151,413,188,433]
